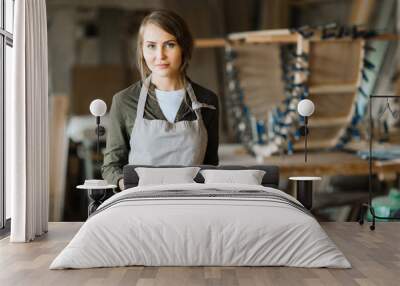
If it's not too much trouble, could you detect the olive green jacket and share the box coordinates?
[101,80,219,190]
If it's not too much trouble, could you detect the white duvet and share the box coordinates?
[50,183,351,269]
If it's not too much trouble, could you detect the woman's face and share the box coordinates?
[142,23,183,79]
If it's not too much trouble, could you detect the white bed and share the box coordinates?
[50,183,351,269]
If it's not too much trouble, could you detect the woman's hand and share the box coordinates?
[118,179,125,191]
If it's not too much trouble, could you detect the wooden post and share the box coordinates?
[49,95,70,221]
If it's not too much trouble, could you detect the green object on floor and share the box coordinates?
[367,188,400,221]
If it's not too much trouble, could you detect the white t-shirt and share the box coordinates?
[155,88,186,123]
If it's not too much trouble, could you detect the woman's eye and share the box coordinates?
[166,42,175,48]
[146,44,156,49]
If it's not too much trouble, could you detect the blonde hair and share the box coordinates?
[136,10,194,82]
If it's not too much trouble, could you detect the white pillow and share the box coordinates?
[200,169,266,185]
[135,167,200,186]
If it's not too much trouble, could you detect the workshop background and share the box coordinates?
[44,0,400,222]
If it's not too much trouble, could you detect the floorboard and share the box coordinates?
[0,222,399,286]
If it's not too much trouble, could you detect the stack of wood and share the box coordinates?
[223,29,397,154]
[294,38,364,150]
[233,44,285,124]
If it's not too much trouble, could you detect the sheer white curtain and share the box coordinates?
[7,0,49,242]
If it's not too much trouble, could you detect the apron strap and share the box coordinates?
[192,101,216,110]
[186,82,204,121]
[136,76,152,121]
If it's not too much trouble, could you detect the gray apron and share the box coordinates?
[129,76,208,165]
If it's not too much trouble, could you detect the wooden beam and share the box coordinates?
[49,95,70,222]
[247,33,400,44]
[370,34,400,41]
[289,0,339,6]
[228,29,292,41]
[308,116,351,127]
[349,0,376,26]
[228,30,400,45]
[195,32,400,48]
[264,151,400,177]
[194,38,226,48]
[246,34,298,44]
[309,84,358,94]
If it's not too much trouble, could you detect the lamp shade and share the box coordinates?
[297,99,315,117]
[90,99,107,117]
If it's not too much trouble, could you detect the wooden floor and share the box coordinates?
[0,222,399,286]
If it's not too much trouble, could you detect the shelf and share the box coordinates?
[194,38,226,48]
[309,84,357,94]
[293,138,339,150]
[308,116,350,127]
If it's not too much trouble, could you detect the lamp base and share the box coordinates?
[297,180,313,210]
[298,125,309,136]
[87,189,107,216]
[95,125,106,136]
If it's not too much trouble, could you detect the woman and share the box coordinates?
[102,10,219,191]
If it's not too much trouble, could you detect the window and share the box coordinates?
[1,0,14,231]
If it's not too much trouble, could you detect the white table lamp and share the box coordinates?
[297,99,315,162]
[90,99,107,117]
[90,99,107,174]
